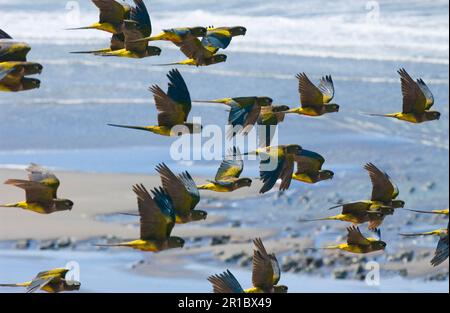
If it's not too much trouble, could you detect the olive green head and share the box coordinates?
[425,111,441,121]
[210,54,227,64]
[326,104,340,113]
[256,97,273,106]
[21,62,43,75]
[189,27,207,37]
[274,285,288,293]
[319,170,334,181]
[168,236,185,249]
[54,199,74,211]
[191,210,208,221]
[372,240,387,251]
[391,200,405,209]
[228,26,247,37]
[22,78,40,90]
[147,46,162,56]
[285,144,302,154]
[272,105,290,112]
[237,178,253,188]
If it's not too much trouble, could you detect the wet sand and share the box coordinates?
[0,168,448,293]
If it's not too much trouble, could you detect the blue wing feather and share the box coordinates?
[202,32,232,50]
[0,29,12,39]
[167,69,191,106]
[130,0,151,33]
[228,102,253,127]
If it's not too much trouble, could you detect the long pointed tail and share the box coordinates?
[0,203,19,208]
[70,49,110,54]
[93,52,117,57]
[120,212,139,217]
[0,283,25,288]
[400,232,434,237]
[66,26,96,31]
[322,245,340,250]
[93,243,130,248]
[299,216,337,222]
[404,209,443,215]
[192,100,230,105]
[399,233,422,237]
[130,36,153,44]
[197,184,210,190]
[284,108,299,114]
[152,62,182,66]
[107,124,151,132]
[363,113,396,118]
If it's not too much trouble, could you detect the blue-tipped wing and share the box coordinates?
[208,270,245,293]
[202,32,232,50]
[130,0,151,35]
[167,69,191,112]
[0,29,12,39]
[228,101,253,126]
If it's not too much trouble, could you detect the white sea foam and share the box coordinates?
[1,0,448,65]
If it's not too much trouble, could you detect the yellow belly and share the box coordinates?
[244,287,265,293]
[159,32,182,43]
[101,49,140,58]
[178,59,197,66]
[198,183,232,192]
[296,107,322,116]
[0,84,14,92]
[143,126,170,136]
[93,22,120,34]
[16,202,48,214]
[338,244,366,254]
[123,240,159,252]
[292,173,314,184]
[41,285,58,293]
[339,214,366,224]
[396,113,419,123]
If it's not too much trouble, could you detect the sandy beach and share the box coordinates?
[1,0,448,294]
[0,168,265,240]
[0,168,448,293]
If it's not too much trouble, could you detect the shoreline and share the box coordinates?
[0,168,448,293]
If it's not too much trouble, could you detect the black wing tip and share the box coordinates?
[296,72,307,80]
[148,84,161,93]
[151,186,171,204]
[324,75,333,83]
[397,67,407,75]
[132,183,150,198]
[347,225,360,233]
[181,171,193,180]
[167,68,182,80]
[253,237,266,252]
[208,269,238,284]
[0,29,12,39]
[398,68,413,80]
[364,162,378,172]
[155,162,170,172]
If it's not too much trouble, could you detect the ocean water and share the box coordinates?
[1,1,449,294]
[0,0,448,173]
[0,249,448,293]
[0,0,447,194]
[0,1,448,193]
